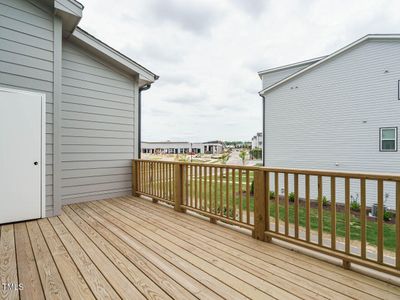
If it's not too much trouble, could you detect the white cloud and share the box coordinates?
[78,0,400,142]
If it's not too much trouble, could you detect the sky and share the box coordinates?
[78,0,400,142]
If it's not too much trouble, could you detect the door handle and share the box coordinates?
[34,161,39,166]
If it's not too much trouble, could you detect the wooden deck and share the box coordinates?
[1,196,400,300]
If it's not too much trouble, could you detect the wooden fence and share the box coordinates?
[132,159,400,277]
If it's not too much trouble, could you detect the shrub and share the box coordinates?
[322,196,329,206]
[249,148,262,160]
[350,199,360,212]
[288,192,295,202]
[269,191,275,199]
[383,211,393,222]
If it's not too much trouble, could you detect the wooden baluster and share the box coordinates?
[156,162,159,197]
[149,162,152,195]
[214,166,217,214]
[331,176,336,251]
[265,171,270,236]
[305,174,310,242]
[209,166,212,213]
[189,165,193,207]
[275,172,279,233]
[377,179,384,264]
[294,173,299,239]
[318,175,323,246]
[199,166,203,210]
[184,165,188,206]
[253,170,266,241]
[194,166,198,209]
[150,162,154,196]
[140,161,143,192]
[360,178,366,259]
[226,167,230,218]
[239,169,243,223]
[169,163,173,201]
[284,173,289,236]
[232,169,236,221]
[396,181,400,269]
[162,163,165,198]
[246,170,250,224]
[220,167,223,216]
[345,178,350,256]
[203,165,207,211]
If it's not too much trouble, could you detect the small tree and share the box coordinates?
[239,150,247,165]
[219,152,230,164]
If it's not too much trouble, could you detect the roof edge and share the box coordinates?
[72,27,159,83]
[257,56,326,78]
[259,34,400,95]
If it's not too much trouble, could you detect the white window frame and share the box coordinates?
[379,127,398,152]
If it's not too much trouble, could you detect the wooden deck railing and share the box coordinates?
[132,159,400,277]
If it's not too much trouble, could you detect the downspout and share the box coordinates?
[259,94,266,166]
[138,84,152,159]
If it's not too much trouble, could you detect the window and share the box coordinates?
[380,127,397,152]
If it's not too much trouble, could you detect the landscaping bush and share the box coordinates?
[250,148,262,160]
[350,199,360,212]
[250,180,254,195]
[322,196,329,206]
[288,192,295,202]
[384,211,393,221]
[269,191,275,199]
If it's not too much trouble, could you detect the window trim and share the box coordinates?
[398,80,400,100]
[379,127,398,152]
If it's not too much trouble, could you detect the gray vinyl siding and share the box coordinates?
[264,39,400,209]
[261,63,313,89]
[61,40,136,205]
[0,0,55,215]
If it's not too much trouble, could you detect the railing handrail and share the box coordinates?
[132,159,400,278]
[133,159,400,181]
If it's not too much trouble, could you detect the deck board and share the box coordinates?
[0,196,399,299]
[14,223,44,300]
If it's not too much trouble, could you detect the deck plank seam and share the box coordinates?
[126,196,400,297]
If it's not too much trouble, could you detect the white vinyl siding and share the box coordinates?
[264,40,400,209]
[261,63,314,89]
[61,40,136,205]
[0,0,54,216]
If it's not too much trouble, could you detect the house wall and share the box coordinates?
[261,63,312,89]
[0,0,55,216]
[264,39,400,208]
[61,40,136,204]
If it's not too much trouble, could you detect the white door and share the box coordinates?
[0,89,43,224]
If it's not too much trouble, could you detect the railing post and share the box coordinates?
[174,163,185,212]
[253,169,266,241]
[132,160,139,197]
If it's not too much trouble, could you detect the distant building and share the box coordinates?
[142,141,224,155]
[203,141,224,154]
[251,133,263,149]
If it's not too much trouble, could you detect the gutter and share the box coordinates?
[138,84,152,158]
[260,94,266,166]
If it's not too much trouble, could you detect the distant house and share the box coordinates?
[251,132,263,149]
[142,141,224,155]
[0,0,157,223]
[258,34,400,209]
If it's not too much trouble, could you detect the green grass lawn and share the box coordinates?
[144,166,396,252]
[269,202,396,252]
[182,169,396,252]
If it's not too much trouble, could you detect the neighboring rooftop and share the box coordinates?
[259,34,400,95]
